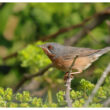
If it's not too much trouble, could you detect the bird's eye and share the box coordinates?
[47,45,53,50]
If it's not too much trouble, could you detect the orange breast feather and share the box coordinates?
[50,56,92,72]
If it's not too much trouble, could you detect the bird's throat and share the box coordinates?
[42,48,55,58]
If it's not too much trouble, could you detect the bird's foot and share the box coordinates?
[64,72,74,81]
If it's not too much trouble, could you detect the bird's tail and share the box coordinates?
[93,47,110,58]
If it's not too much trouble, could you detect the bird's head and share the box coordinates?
[38,42,63,57]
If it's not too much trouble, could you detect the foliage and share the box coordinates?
[18,41,51,73]
[0,78,108,107]
[0,87,56,107]
[56,79,107,107]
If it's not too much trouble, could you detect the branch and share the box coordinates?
[13,64,53,92]
[103,97,110,107]
[40,7,110,42]
[40,17,92,41]
[65,56,78,107]
[2,52,18,61]
[84,63,110,107]
[65,7,110,45]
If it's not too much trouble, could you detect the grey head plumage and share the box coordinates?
[38,42,67,57]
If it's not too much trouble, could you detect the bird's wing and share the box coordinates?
[62,47,100,60]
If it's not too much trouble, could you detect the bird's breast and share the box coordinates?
[49,56,93,72]
[49,56,73,72]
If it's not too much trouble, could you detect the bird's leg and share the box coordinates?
[64,72,68,81]
[70,69,82,75]
[70,71,81,75]
[68,70,82,79]
[64,69,82,81]
[64,72,74,81]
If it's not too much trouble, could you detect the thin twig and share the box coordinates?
[40,7,110,42]
[65,56,78,107]
[40,17,92,41]
[65,7,110,45]
[13,64,53,92]
[84,63,110,107]
[3,52,18,61]
[103,97,110,107]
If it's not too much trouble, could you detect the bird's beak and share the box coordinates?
[37,45,46,50]
[37,44,52,55]
[37,45,44,48]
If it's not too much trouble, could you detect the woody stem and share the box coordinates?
[65,76,73,107]
[65,55,78,107]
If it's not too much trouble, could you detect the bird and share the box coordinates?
[38,42,110,80]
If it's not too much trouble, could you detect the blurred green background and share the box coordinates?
[0,3,110,103]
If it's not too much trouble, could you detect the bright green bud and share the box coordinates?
[16,93,23,102]
[19,103,29,107]
[31,97,42,107]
